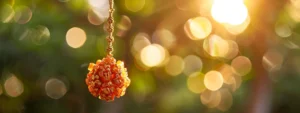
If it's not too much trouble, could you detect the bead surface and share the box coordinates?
[86,55,130,101]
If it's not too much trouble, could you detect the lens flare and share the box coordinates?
[204,71,223,91]
[66,27,87,48]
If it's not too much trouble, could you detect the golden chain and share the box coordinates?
[106,0,114,56]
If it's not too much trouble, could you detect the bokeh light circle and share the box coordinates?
[1,4,15,23]
[140,44,166,67]
[275,23,292,38]
[165,55,184,76]
[4,75,24,97]
[125,0,146,12]
[200,89,222,108]
[204,71,224,91]
[187,72,205,93]
[225,40,239,59]
[14,6,32,24]
[184,17,212,40]
[203,35,229,58]
[117,15,132,31]
[31,25,51,45]
[263,49,284,72]
[88,8,106,25]
[152,29,176,49]
[217,89,233,111]
[219,64,235,84]
[231,56,252,76]
[66,27,87,48]
[45,78,67,99]
[183,55,203,75]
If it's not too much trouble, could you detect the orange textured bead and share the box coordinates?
[85,55,130,101]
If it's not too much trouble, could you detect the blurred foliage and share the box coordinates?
[1,0,300,113]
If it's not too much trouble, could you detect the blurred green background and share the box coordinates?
[1,0,300,113]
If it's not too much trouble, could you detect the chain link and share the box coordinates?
[106,0,114,56]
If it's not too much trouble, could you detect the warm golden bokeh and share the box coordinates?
[66,27,87,48]
[45,78,68,99]
[4,75,24,97]
[217,89,233,111]
[200,89,222,108]
[117,15,132,31]
[219,64,235,84]
[152,29,176,49]
[165,55,184,76]
[88,8,106,25]
[231,56,252,76]
[183,55,203,75]
[225,40,239,59]
[140,44,166,67]
[203,35,229,58]
[224,15,250,35]
[184,17,212,40]
[204,70,224,91]
[187,72,206,93]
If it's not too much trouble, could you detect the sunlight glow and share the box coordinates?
[211,0,248,25]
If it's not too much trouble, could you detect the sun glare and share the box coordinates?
[211,0,248,25]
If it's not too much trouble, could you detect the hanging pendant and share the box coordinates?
[85,0,130,101]
[86,55,130,101]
